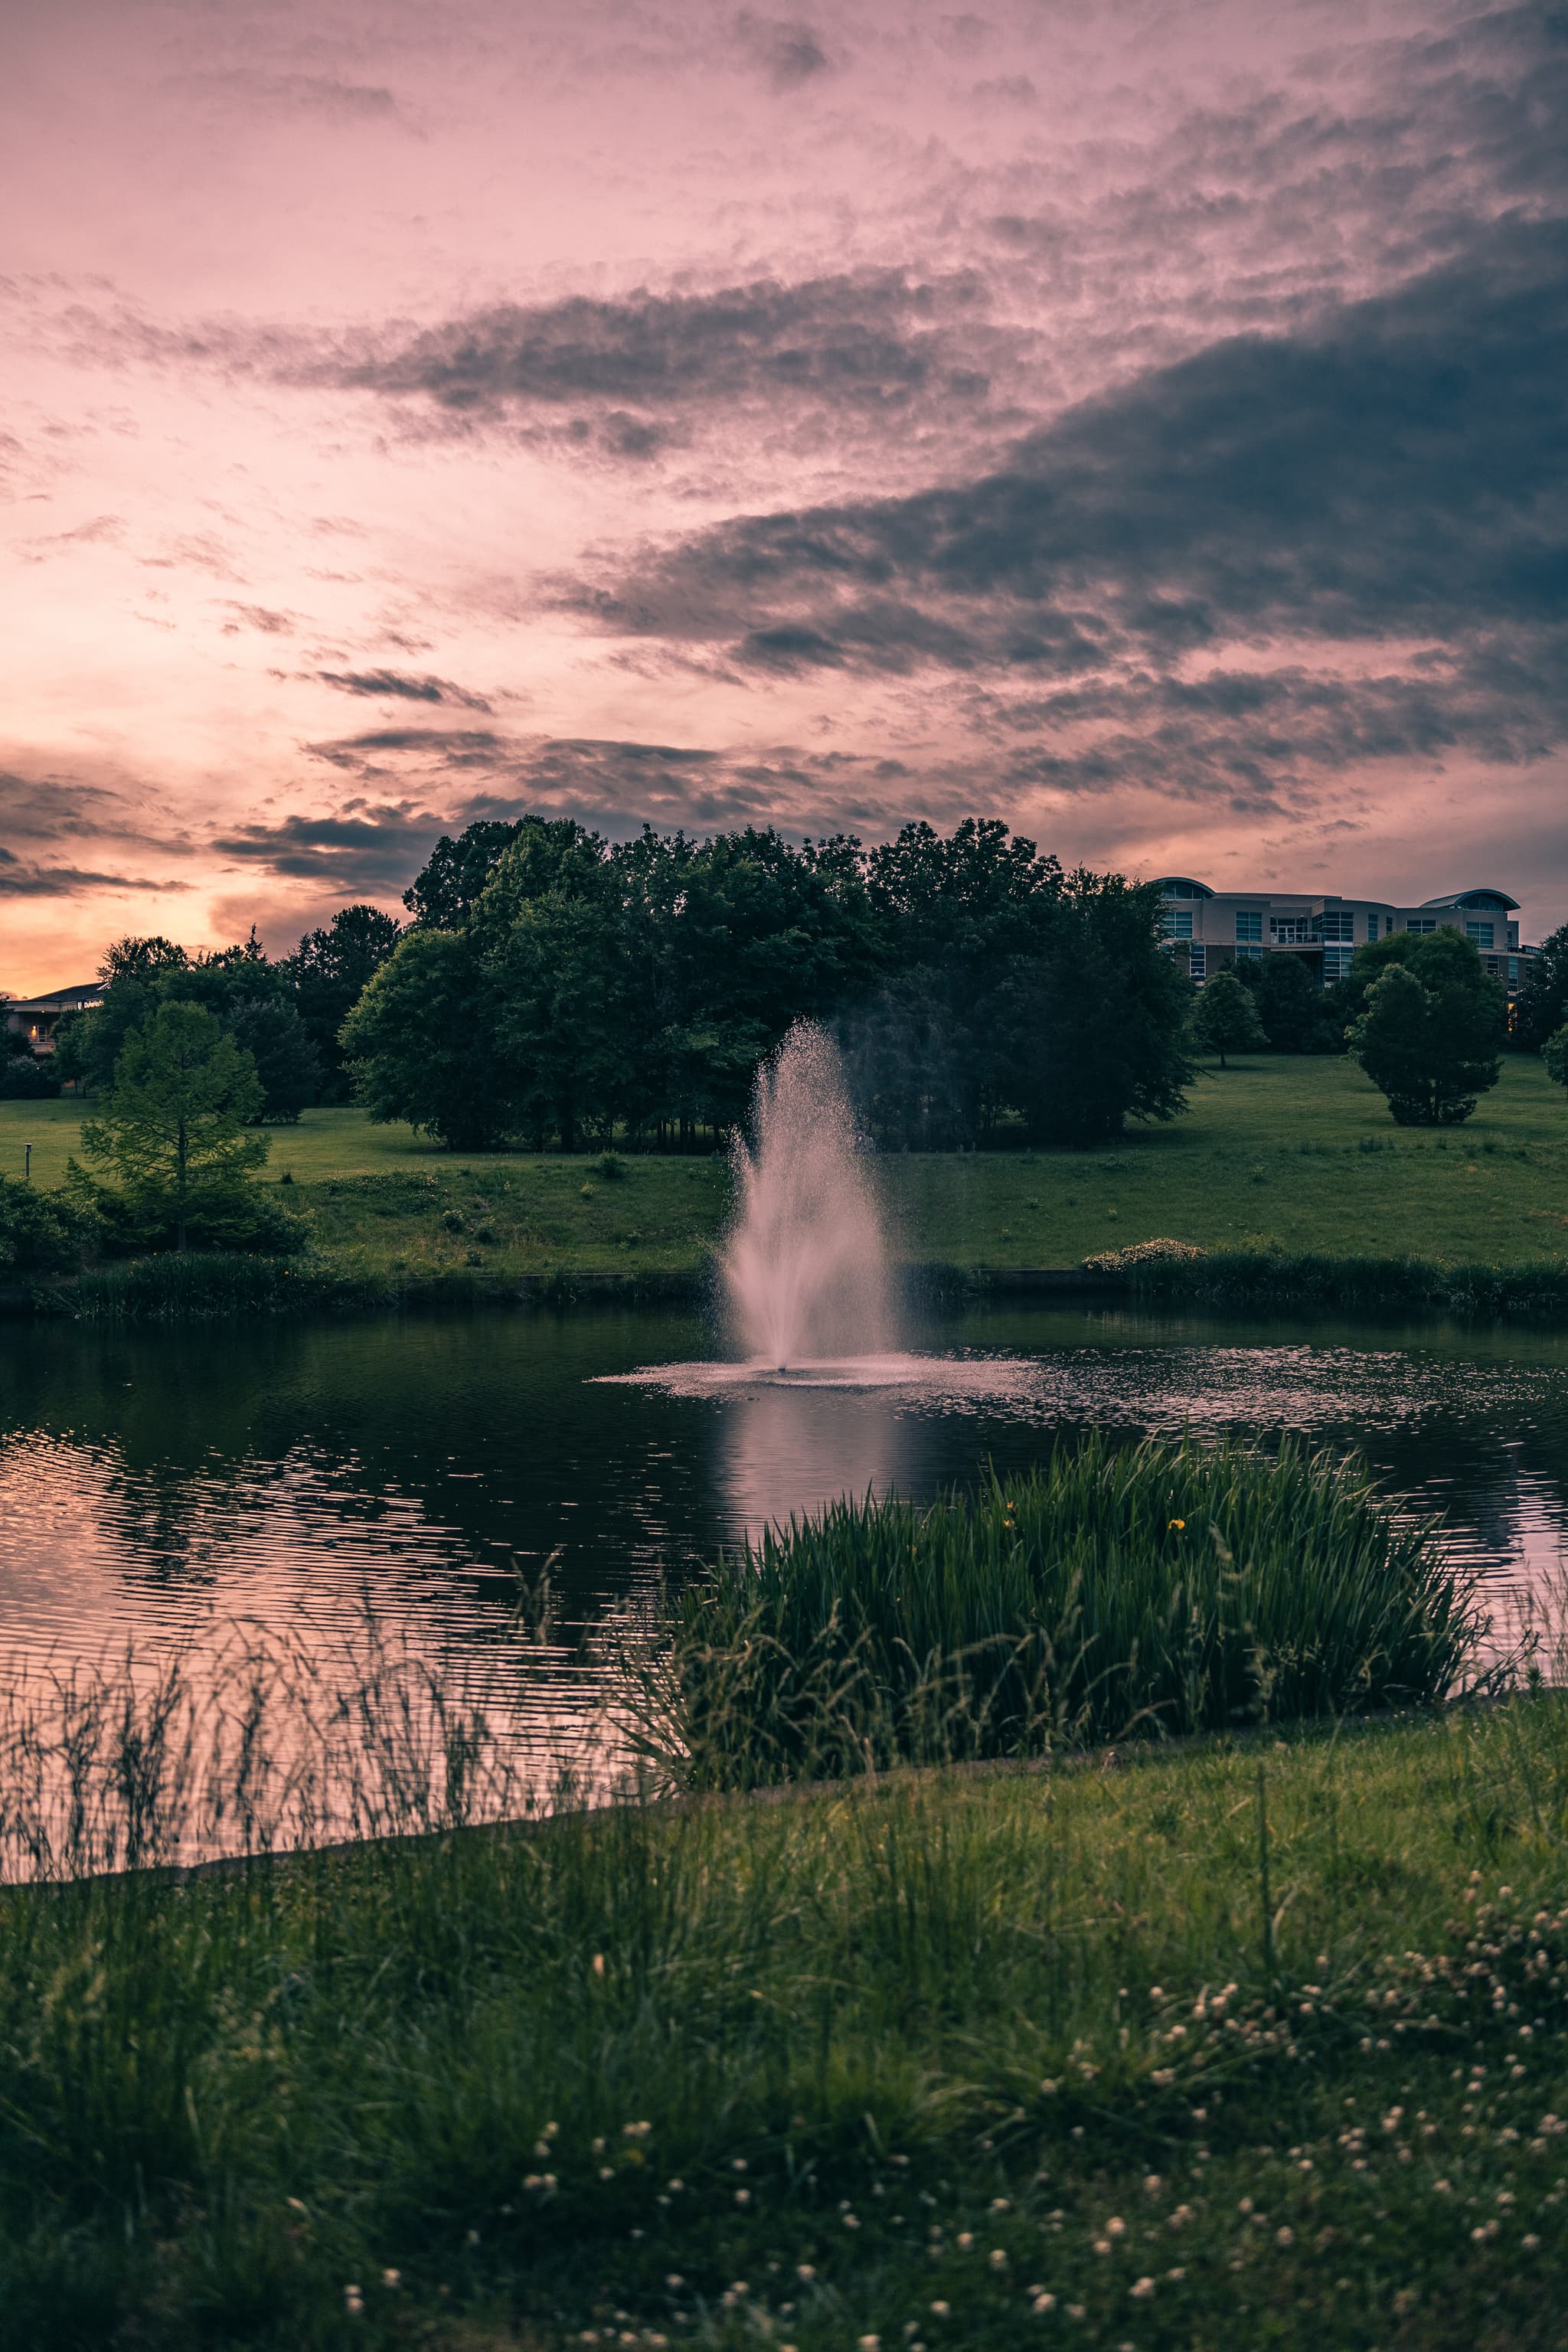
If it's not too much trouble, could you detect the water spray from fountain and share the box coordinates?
[721,1021,895,1368]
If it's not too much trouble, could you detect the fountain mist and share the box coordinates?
[721,1022,895,1367]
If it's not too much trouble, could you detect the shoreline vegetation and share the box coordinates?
[2,1432,1564,2344]
[4,1053,1568,1320]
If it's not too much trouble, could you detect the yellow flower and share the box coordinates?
[1168,1517,1186,1530]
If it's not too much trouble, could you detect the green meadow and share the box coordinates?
[5,1698,1567,2350]
[5,1053,1566,1285]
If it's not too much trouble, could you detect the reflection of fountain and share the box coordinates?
[721,1021,894,1367]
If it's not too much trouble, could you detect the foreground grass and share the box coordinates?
[4,1054,1566,1292]
[5,1704,1568,2349]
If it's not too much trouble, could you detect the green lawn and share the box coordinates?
[7,1700,1568,2348]
[5,1052,1566,1280]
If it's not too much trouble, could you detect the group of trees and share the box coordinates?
[1193,928,1516,1125]
[341,815,1196,1150]
[52,906,403,1116]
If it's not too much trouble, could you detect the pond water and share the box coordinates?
[3,1302,1568,1729]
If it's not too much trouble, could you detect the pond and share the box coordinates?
[3,1301,1568,1732]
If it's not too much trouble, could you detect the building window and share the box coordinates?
[1322,946,1355,983]
[1189,945,1206,981]
[1164,907,1193,939]
[1234,942,1263,962]
[1406,917,1436,934]
[1270,917,1313,944]
[1465,920,1494,949]
[1320,911,1354,942]
[1236,911,1263,942]
[1367,913,1380,940]
[1509,956,1520,985]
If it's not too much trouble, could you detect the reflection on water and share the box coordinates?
[2,1305,1568,1704]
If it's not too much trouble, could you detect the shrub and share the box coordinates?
[0,1054,60,1100]
[643,1436,1478,1790]
[0,1176,90,1275]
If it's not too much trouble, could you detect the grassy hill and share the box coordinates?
[3,1052,1566,1285]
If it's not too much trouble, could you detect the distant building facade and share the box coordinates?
[1155,882,1532,996]
[3,982,103,1054]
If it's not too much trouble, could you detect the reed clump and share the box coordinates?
[645,1436,1481,1789]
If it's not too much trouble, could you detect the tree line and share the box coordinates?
[339,816,1195,1151]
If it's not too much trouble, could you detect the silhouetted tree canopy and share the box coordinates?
[358,815,1193,1149]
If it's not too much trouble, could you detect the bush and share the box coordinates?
[0,1053,60,1099]
[1544,1022,1568,1095]
[0,1177,90,1275]
[645,1436,1478,1789]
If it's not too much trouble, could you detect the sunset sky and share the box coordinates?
[3,0,1566,994]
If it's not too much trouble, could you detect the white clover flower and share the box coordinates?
[1130,2277,1155,2299]
[988,2248,1008,2270]
[381,2270,400,2290]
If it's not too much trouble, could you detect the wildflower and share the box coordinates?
[286,2197,308,2216]
[991,2197,1011,2211]
[1131,2277,1155,2299]
[1032,2292,1057,2314]
[929,2301,949,2318]
[956,2232,974,2250]
[841,2209,858,2226]
[1168,1518,1185,1530]
[665,2275,683,2290]
[591,1953,606,1978]
[736,2188,752,2206]
[1040,2079,1058,2096]
[988,2248,1008,2270]
[1276,2226,1295,2247]
[1524,2233,1541,2251]
[344,2285,364,2316]
[1167,2267,1186,2282]
[858,2337,880,2350]
[1143,2174,1164,2197]
[798,2265,816,2282]
[381,2271,400,2290]
[733,2156,749,2171]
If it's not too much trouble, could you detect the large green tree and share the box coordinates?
[286,905,403,1099]
[78,1003,270,1250]
[1514,922,1568,1052]
[1190,966,1269,1068]
[339,928,513,1149]
[1348,929,1504,1125]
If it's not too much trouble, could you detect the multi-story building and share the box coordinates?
[1155,881,1532,997]
[2,982,103,1054]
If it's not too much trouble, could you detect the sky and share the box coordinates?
[2,0,1566,992]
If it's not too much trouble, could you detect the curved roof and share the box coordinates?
[1154,876,1214,898]
[1420,887,1520,912]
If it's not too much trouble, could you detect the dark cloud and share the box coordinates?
[315,668,492,710]
[206,738,933,893]
[581,216,1568,792]
[0,851,188,899]
[331,270,996,441]
[177,70,405,125]
[220,603,298,635]
[734,13,831,90]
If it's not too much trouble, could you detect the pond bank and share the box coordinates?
[9,1245,1568,1321]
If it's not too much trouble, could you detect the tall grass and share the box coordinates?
[1106,1245,1568,1316]
[640,1436,1482,1789]
[60,1251,365,1321]
[2,1698,1567,2348]
[0,1614,605,1881]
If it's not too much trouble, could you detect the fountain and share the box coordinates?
[601,1021,1029,1452]
[720,1021,894,1368]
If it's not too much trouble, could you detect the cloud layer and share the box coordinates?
[2,0,1566,984]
